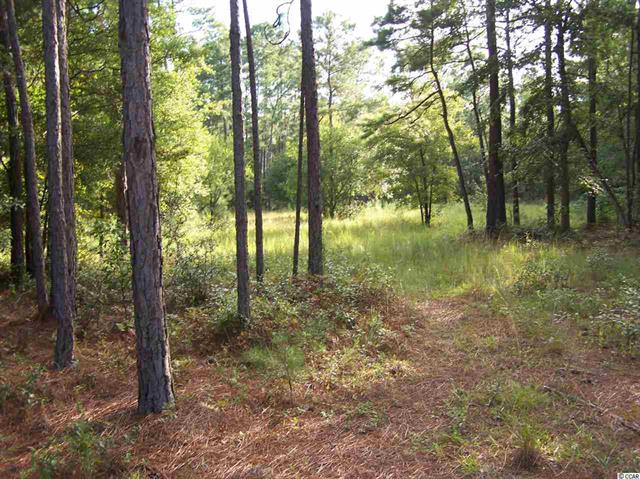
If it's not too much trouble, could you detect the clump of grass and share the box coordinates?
[511,423,543,471]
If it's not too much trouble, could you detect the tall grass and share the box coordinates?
[185,202,626,298]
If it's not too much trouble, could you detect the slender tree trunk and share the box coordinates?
[635,2,640,223]
[0,19,24,285]
[55,0,76,312]
[461,12,488,181]
[5,0,47,310]
[242,0,264,283]
[556,7,628,227]
[544,0,556,230]
[43,0,73,369]
[625,5,635,225]
[428,18,473,230]
[505,9,520,226]
[119,0,175,413]
[301,0,323,275]
[293,78,304,277]
[229,0,251,319]
[486,0,506,235]
[556,15,571,232]
[587,55,597,225]
[414,178,425,225]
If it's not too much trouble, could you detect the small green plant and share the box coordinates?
[459,453,481,474]
[512,423,544,470]
[590,279,640,352]
[242,333,305,401]
[65,420,108,475]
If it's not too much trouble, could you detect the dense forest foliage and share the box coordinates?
[1,0,640,477]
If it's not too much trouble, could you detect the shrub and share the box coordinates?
[512,257,569,294]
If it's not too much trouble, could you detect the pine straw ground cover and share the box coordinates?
[0,266,640,479]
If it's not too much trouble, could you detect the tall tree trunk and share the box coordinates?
[119,0,175,414]
[505,9,520,226]
[229,0,251,319]
[293,77,304,277]
[55,0,76,313]
[622,5,640,224]
[242,0,264,283]
[43,0,73,369]
[301,0,323,275]
[5,0,47,310]
[555,13,571,233]
[461,10,488,183]
[0,18,24,285]
[486,0,506,235]
[587,55,597,225]
[544,0,556,230]
[635,2,640,223]
[556,6,628,227]
[428,14,473,230]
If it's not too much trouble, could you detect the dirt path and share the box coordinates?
[1,294,639,478]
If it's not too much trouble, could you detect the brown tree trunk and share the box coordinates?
[635,2,640,224]
[5,0,47,310]
[428,15,473,230]
[0,17,24,285]
[229,0,251,319]
[627,4,635,225]
[461,10,488,182]
[587,55,597,225]
[544,0,556,230]
[242,0,264,283]
[56,0,76,313]
[119,0,175,413]
[293,77,304,277]
[505,9,520,226]
[301,0,323,275]
[43,0,74,369]
[486,0,506,235]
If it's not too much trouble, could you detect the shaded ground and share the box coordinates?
[1,286,639,478]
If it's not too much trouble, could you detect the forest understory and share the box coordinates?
[2,208,640,479]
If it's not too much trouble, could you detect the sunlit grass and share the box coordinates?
[177,201,622,298]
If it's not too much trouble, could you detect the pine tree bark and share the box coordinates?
[56,0,76,312]
[119,0,175,413]
[293,77,304,277]
[229,0,250,319]
[0,15,24,285]
[586,55,597,225]
[242,0,264,283]
[486,0,506,235]
[43,0,74,369]
[301,0,323,275]
[544,0,556,230]
[5,0,47,308]
[505,9,520,226]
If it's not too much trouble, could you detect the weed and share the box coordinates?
[242,333,305,400]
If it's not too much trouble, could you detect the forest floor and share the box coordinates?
[1,283,639,477]
[2,206,640,478]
